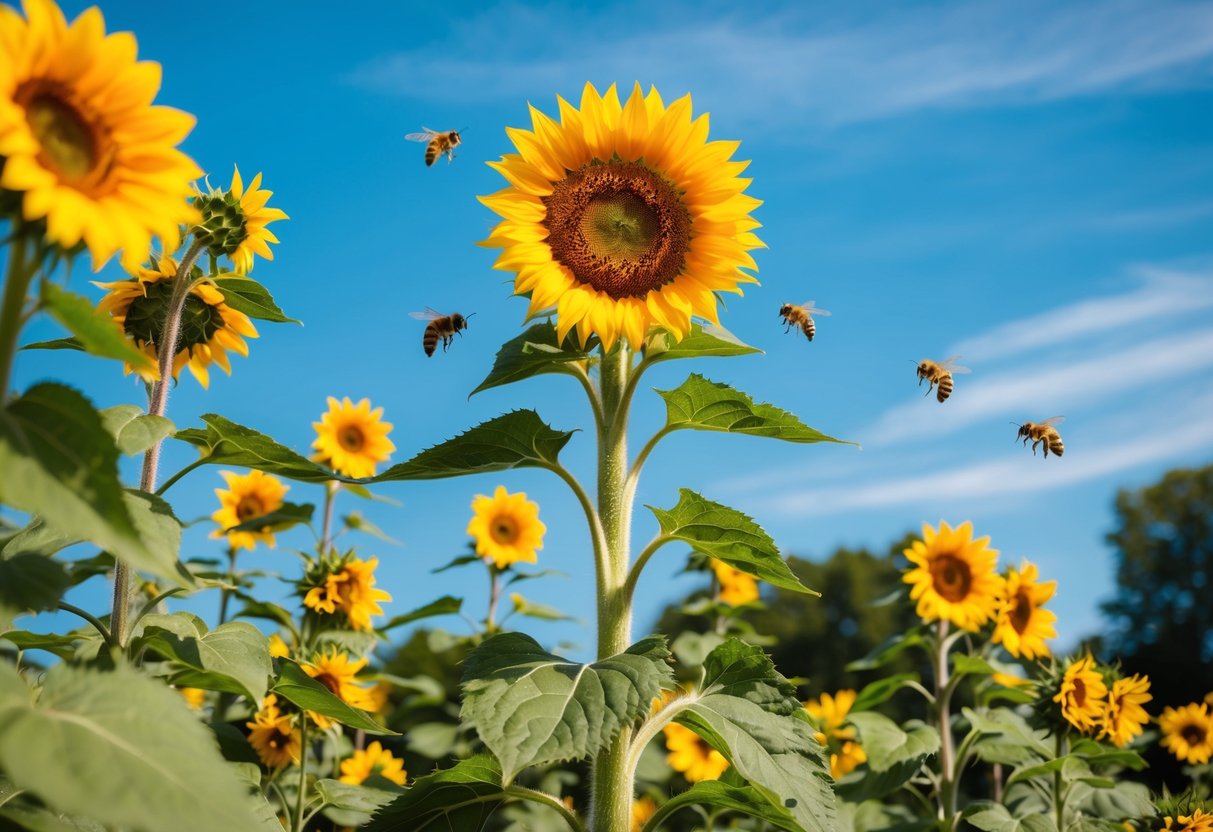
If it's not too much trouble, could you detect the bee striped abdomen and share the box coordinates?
[937,373,953,402]
[425,141,440,167]
[423,322,440,356]
[1046,431,1064,457]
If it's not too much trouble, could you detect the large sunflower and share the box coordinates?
[1053,654,1108,733]
[480,82,763,351]
[663,722,729,782]
[903,521,1003,631]
[95,256,258,387]
[467,485,546,569]
[0,0,200,268]
[312,396,395,479]
[1159,702,1213,765]
[210,469,288,551]
[303,555,392,631]
[991,561,1057,660]
[1099,674,1151,748]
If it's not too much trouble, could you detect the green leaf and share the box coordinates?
[364,755,504,832]
[174,413,338,482]
[135,613,272,703]
[272,659,395,735]
[509,593,575,622]
[656,374,855,445]
[1078,781,1155,819]
[99,405,177,457]
[648,489,816,595]
[211,274,300,324]
[0,554,71,627]
[848,712,940,772]
[1069,739,1148,771]
[315,778,402,816]
[121,490,187,585]
[18,336,85,352]
[0,517,77,558]
[1,630,84,660]
[845,630,925,671]
[0,798,107,832]
[222,501,314,534]
[963,707,1052,766]
[379,596,463,632]
[470,321,589,396]
[963,802,1058,832]
[40,281,154,370]
[953,653,998,676]
[461,632,672,783]
[0,663,275,832]
[645,781,804,832]
[644,321,762,363]
[372,411,574,482]
[432,553,482,573]
[852,673,921,713]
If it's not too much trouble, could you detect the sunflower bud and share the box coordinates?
[192,186,249,260]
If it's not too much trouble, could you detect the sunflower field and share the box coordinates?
[1,2,1211,831]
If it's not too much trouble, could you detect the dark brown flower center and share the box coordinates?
[236,496,265,521]
[490,515,518,545]
[313,672,342,696]
[16,82,112,188]
[338,426,365,452]
[1072,678,1087,707]
[543,161,691,300]
[1010,588,1033,634]
[1181,723,1206,745]
[929,554,972,603]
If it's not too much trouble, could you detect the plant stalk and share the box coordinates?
[935,619,957,829]
[0,234,36,404]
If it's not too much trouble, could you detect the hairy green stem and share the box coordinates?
[485,562,502,634]
[0,234,36,404]
[155,456,207,496]
[294,718,309,832]
[504,785,589,832]
[1054,733,1066,832]
[320,480,338,552]
[218,546,238,625]
[935,619,957,829]
[57,601,114,647]
[622,534,672,606]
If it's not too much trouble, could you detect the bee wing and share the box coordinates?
[796,301,832,316]
[939,355,970,373]
[1041,415,1066,426]
[405,129,438,142]
[409,308,444,321]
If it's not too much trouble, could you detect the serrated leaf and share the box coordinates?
[645,781,804,832]
[848,712,940,772]
[963,707,1052,766]
[223,501,313,534]
[364,755,504,832]
[0,554,71,627]
[845,630,925,671]
[272,659,394,735]
[656,374,854,445]
[315,778,402,813]
[461,632,672,783]
[0,517,77,558]
[174,413,339,482]
[372,411,573,482]
[0,663,272,832]
[379,596,463,633]
[211,274,300,324]
[963,803,1058,832]
[649,489,815,595]
[644,321,762,363]
[101,406,177,456]
[471,321,589,396]
[135,613,271,702]
[40,281,154,370]
[1,630,83,660]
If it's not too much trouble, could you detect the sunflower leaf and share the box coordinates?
[470,321,589,397]
[18,336,86,352]
[962,802,1058,832]
[648,489,816,595]
[174,413,343,483]
[643,781,806,832]
[364,755,505,832]
[134,613,272,703]
[211,274,300,324]
[0,663,275,832]
[0,555,72,630]
[222,502,314,534]
[372,410,574,482]
[378,596,463,633]
[644,322,762,363]
[271,660,395,735]
[461,632,672,784]
[39,281,155,370]
[847,712,940,773]
[656,374,856,445]
[100,405,175,456]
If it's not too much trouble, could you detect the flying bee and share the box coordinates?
[405,128,461,166]
[410,308,474,357]
[778,301,831,342]
[915,355,971,403]
[1013,416,1065,458]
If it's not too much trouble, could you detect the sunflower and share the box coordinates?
[1159,702,1213,764]
[903,520,1003,631]
[339,741,407,786]
[631,796,657,832]
[303,555,392,631]
[1098,674,1151,748]
[209,470,288,551]
[268,633,290,659]
[663,722,729,782]
[1053,655,1108,733]
[805,690,868,779]
[1162,810,1213,832]
[194,166,287,273]
[94,256,258,387]
[0,0,200,269]
[480,82,763,351]
[302,648,377,718]
[992,561,1057,660]
[246,694,300,769]
[176,687,205,710]
[312,397,395,479]
[710,559,759,606]
[467,485,546,569]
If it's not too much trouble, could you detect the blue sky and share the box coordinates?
[11,0,1213,664]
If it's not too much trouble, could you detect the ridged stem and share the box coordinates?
[0,234,36,404]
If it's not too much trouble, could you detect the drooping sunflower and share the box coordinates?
[209,469,288,551]
[193,166,287,273]
[1159,702,1213,764]
[663,722,729,782]
[903,520,1003,631]
[467,485,546,569]
[710,559,759,607]
[0,0,200,269]
[480,82,763,351]
[246,694,300,769]
[991,561,1057,660]
[94,256,258,387]
[1162,810,1213,832]
[303,554,392,631]
[1099,674,1152,748]
[631,796,657,832]
[312,397,395,479]
[1053,655,1108,733]
[339,741,408,786]
[804,689,868,780]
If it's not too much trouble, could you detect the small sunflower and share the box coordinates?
[1162,810,1213,832]
[710,559,759,606]
[631,796,657,832]
[805,689,868,779]
[268,633,290,659]
[193,166,287,273]
[992,561,1057,660]
[176,687,206,710]
[209,470,288,551]
[94,256,258,387]
[1159,702,1213,765]
[1099,674,1152,748]
[312,397,395,479]
[663,722,729,782]
[0,0,200,269]
[339,741,407,786]
[303,554,392,631]
[1053,655,1108,733]
[467,485,546,569]
[246,694,300,769]
[302,648,376,716]
[903,520,1003,631]
[481,82,763,352]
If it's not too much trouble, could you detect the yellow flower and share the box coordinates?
[1159,702,1213,764]
[631,796,657,832]
[663,722,729,782]
[991,671,1034,690]
[805,690,867,779]
[1053,655,1108,733]
[992,561,1057,660]
[268,633,290,658]
[302,649,377,717]
[209,470,288,551]
[480,82,763,352]
[365,682,392,716]
[467,485,546,569]
[831,741,868,780]
[339,740,407,786]
[903,521,1003,631]
[0,0,200,269]
[1162,810,1213,832]
[710,559,759,606]
[303,555,392,631]
[94,256,258,388]
[312,397,395,479]
[1099,674,1151,748]
[216,166,287,273]
[177,687,205,710]
[246,694,300,769]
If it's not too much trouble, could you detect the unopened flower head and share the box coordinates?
[193,166,287,273]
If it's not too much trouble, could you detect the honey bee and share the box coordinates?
[1013,416,1065,458]
[405,128,461,166]
[915,355,970,403]
[778,301,831,342]
[410,308,473,357]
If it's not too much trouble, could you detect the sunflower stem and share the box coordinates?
[294,718,310,832]
[1053,733,1066,831]
[486,561,502,635]
[320,480,339,552]
[935,619,958,829]
[0,232,37,404]
[218,545,238,625]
